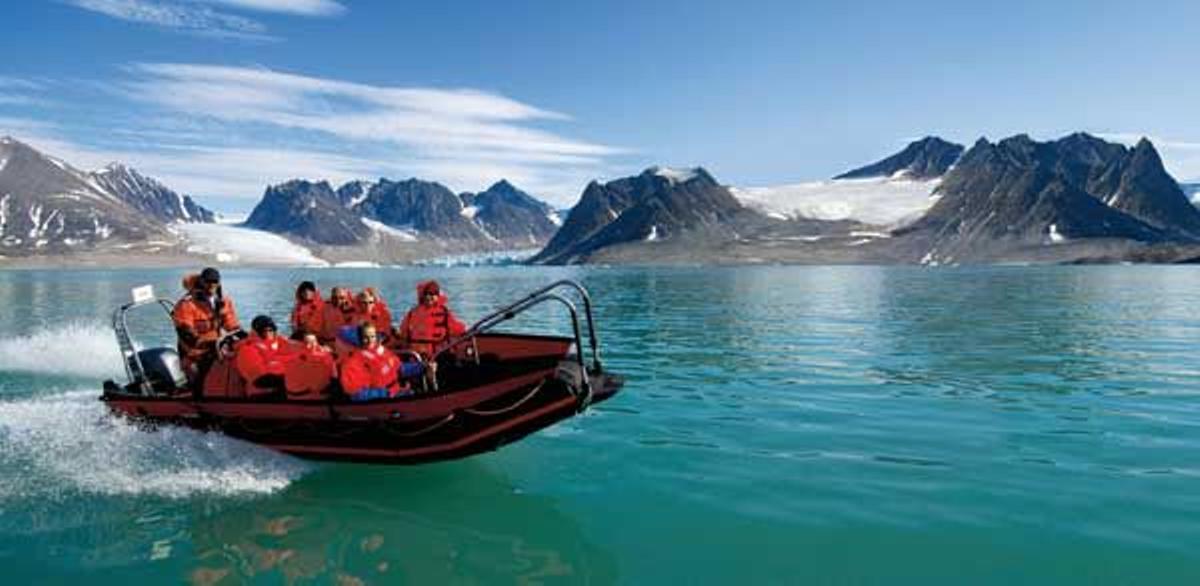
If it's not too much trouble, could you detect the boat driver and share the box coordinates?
[172,267,243,388]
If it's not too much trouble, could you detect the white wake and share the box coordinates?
[0,391,311,501]
[0,321,124,379]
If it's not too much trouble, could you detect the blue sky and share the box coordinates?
[2,0,1199,213]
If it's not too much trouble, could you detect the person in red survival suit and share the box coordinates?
[355,287,393,342]
[235,315,295,397]
[319,286,358,345]
[289,281,325,340]
[284,332,337,399]
[339,322,421,401]
[395,280,466,361]
[172,267,243,386]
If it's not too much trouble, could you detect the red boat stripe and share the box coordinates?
[264,394,579,459]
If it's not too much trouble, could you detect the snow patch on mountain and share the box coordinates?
[732,177,941,226]
[652,166,701,184]
[361,218,418,242]
[174,223,328,266]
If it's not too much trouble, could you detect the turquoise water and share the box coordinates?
[0,266,1198,584]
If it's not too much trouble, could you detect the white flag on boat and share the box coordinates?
[131,285,155,303]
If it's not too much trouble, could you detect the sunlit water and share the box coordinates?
[0,266,1198,584]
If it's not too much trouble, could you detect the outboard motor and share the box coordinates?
[131,347,187,394]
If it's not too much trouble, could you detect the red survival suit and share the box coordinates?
[320,289,360,345]
[234,332,294,396]
[290,290,325,339]
[172,274,241,380]
[396,280,466,359]
[339,344,403,399]
[355,288,393,340]
[285,344,337,399]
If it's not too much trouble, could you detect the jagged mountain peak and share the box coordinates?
[902,132,1200,263]
[835,136,964,180]
[245,179,368,245]
[0,136,175,253]
[532,165,747,264]
[456,180,559,246]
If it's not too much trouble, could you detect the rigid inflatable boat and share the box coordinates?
[101,280,623,464]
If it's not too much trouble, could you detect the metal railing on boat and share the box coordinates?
[436,280,603,409]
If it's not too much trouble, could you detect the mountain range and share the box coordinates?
[245,175,562,256]
[533,132,1200,265]
[2,131,1199,266]
[0,136,214,255]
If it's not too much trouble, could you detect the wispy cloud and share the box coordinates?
[0,77,46,91]
[0,77,49,107]
[203,0,345,17]
[66,0,272,40]
[0,63,624,208]
[106,63,624,203]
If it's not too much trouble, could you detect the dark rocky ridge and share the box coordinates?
[245,180,369,245]
[531,167,751,264]
[91,163,216,224]
[355,178,483,241]
[459,180,559,246]
[895,133,1198,263]
[0,137,171,254]
[835,136,964,180]
[335,180,375,208]
[247,174,563,252]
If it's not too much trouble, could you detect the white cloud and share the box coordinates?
[201,0,345,16]
[97,63,624,204]
[2,60,623,208]
[65,0,344,40]
[67,0,272,39]
[0,77,45,91]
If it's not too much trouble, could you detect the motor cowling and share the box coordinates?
[133,347,187,394]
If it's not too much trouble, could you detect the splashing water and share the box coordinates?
[0,391,312,501]
[0,322,124,379]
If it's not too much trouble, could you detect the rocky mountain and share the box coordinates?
[245,172,565,254]
[244,180,370,245]
[531,167,751,264]
[91,163,216,224]
[894,133,1199,263]
[354,178,484,241]
[835,136,964,180]
[459,180,560,246]
[335,180,375,208]
[0,136,174,254]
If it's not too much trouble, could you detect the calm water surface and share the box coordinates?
[0,265,1197,584]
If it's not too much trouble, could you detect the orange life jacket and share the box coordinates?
[339,344,403,398]
[290,295,325,338]
[356,301,393,338]
[234,333,294,395]
[397,280,466,358]
[319,302,359,343]
[285,346,336,399]
[172,276,241,370]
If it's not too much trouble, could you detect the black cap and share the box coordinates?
[200,267,221,284]
[251,315,277,335]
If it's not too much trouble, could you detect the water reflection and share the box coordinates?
[185,461,617,584]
